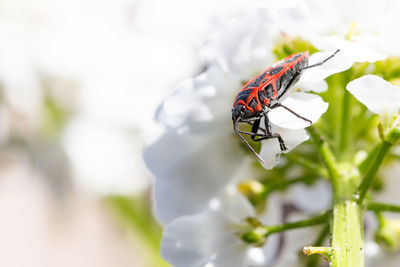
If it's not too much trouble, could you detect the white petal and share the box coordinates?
[295,79,328,93]
[346,75,400,116]
[156,79,214,128]
[300,50,353,83]
[268,93,329,129]
[211,186,255,220]
[161,211,248,267]
[144,129,245,224]
[259,128,309,169]
[311,35,387,63]
[157,66,242,132]
[161,192,258,267]
[200,9,276,74]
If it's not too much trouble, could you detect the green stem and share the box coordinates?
[331,199,364,267]
[357,144,380,174]
[306,224,330,267]
[303,246,334,260]
[307,127,340,184]
[309,127,364,267]
[242,212,330,244]
[367,202,400,213]
[239,176,317,208]
[355,141,392,204]
[339,90,351,158]
[266,212,330,235]
[331,169,364,267]
[375,211,385,228]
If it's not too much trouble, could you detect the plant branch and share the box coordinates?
[355,141,392,204]
[307,127,340,187]
[367,202,400,213]
[267,212,330,234]
[242,212,330,244]
[306,224,331,267]
[338,90,351,157]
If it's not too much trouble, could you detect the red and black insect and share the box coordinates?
[232,50,340,162]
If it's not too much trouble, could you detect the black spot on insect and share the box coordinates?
[279,72,291,91]
[289,74,301,89]
[243,88,255,94]
[264,84,274,98]
[274,79,281,93]
[258,90,266,103]
[248,97,258,109]
[269,66,284,75]
[302,58,308,68]
[246,72,267,88]
[295,57,308,72]
[235,89,252,103]
[277,69,302,98]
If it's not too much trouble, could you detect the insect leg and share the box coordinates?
[236,129,269,137]
[236,116,287,151]
[238,116,270,137]
[250,118,261,140]
[252,133,287,151]
[233,119,265,163]
[271,103,312,124]
[263,112,272,136]
[246,121,267,134]
[303,49,340,69]
[252,115,287,151]
[237,118,265,140]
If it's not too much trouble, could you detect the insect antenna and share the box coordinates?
[234,119,265,163]
[303,49,340,69]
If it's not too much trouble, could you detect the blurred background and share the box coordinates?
[0,0,235,266]
[0,0,278,265]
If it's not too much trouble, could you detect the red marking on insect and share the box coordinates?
[232,50,340,162]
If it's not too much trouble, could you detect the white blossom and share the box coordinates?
[346,75,400,117]
[144,1,400,266]
[145,6,361,224]
[161,188,283,267]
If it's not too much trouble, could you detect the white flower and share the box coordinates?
[305,0,400,57]
[145,7,356,224]
[161,188,283,267]
[143,2,400,266]
[145,60,332,223]
[346,75,400,117]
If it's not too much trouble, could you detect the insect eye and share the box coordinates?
[240,106,246,112]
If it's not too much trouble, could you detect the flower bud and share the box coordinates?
[375,218,400,251]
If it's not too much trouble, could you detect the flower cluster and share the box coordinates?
[145,1,400,266]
